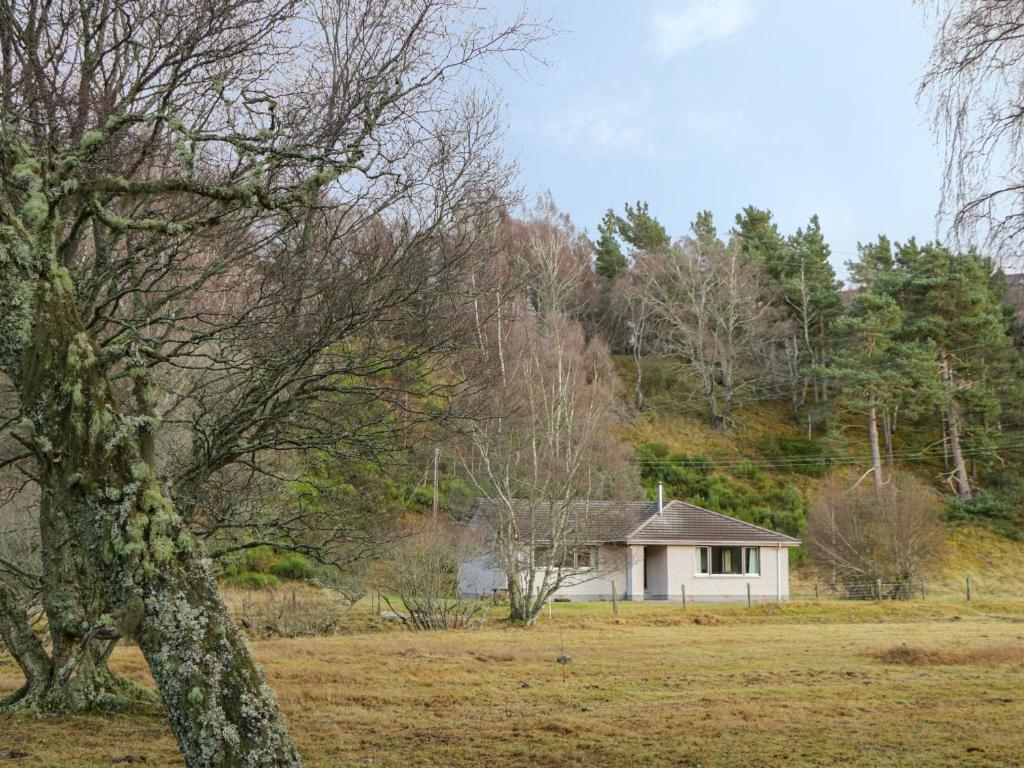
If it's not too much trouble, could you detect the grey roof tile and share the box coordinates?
[629,501,800,544]
[471,498,799,545]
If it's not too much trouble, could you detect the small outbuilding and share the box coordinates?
[459,495,800,603]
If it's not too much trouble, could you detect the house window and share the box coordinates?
[574,547,597,569]
[745,547,760,576]
[534,546,597,570]
[696,546,761,576]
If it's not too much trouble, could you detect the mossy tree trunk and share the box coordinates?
[2,253,301,763]
[0,582,52,708]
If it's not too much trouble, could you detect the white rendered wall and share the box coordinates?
[460,543,793,603]
[458,545,628,600]
[662,545,791,602]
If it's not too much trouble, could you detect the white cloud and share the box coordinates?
[652,0,756,59]
[537,87,660,157]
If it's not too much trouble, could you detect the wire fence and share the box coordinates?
[790,575,1017,603]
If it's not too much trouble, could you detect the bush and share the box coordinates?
[231,546,277,574]
[221,546,319,587]
[223,571,280,590]
[269,553,317,581]
[378,519,487,630]
[756,435,833,476]
[946,494,1024,539]
[636,442,806,538]
[806,471,946,588]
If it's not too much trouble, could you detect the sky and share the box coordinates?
[491,0,942,282]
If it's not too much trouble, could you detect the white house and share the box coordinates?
[458,494,800,603]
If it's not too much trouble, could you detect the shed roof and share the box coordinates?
[471,498,799,546]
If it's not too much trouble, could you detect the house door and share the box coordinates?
[643,545,668,598]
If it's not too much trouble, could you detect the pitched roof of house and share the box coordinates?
[471,498,799,546]
[628,501,800,545]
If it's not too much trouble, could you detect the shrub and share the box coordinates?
[636,442,806,538]
[233,545,277,573]
[946,494,1024,539]
[756,435,833,476]
[269,553,316,581]
[378,519,488,630]
[224,571,280,590]
[806,471,947,589]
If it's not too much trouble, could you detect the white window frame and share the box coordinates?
[534,545,597,572]
[695,546,761,578]
[573,546,598,571]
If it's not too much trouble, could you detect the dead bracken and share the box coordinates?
[869,643,1024,666]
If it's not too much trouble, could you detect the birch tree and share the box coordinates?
[807,471,946,592]
[920,0,1024,265]
[636,212,788,427]
[459,311,636,626]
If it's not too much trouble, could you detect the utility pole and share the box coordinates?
[432,447,440,519]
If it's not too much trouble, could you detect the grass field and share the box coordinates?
[3,600,1024,767]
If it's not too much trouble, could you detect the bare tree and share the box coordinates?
[0,0,547,763]
[511,192,592,320]
[377,518,488,631]
[806,471,947,594]
[634,218,789,427]
[458,309,637,626]
[920,0,1024,266]
[618,269,654,411]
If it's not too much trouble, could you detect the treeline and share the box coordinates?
[509,195,1024,530]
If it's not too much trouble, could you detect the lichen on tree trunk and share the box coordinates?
[3,257,302,764]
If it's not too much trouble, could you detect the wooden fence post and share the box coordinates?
[681,584,687,612]
[920,579,926,601]
[814,582,820,603]
[966,575,972,601]
[875,579,882,601]
[611,582,619,616]
[746,582,752,608]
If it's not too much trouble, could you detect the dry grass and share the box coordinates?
[4,600,1024,767]
[940,527,1024,598]
[870,642,1024,667]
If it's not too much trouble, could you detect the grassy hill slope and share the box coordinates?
[613,357,1024,589]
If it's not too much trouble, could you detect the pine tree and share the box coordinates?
[827,292,937,499]
[782,216,843,406]
[735,207,842,418]
[616,201,670,253]
[594,208,627,279]
[891,242,1016,500]
[733,205,786,264]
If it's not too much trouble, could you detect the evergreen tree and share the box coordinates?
[849,235,897,290]
[733,205,786,264]
[891,242,1017,500]
[827,292,937,500]
[735,207,842,417]
[783,217,843,405]
[594,208,628,279]
[616,201,670,253]
[691,209,719,252]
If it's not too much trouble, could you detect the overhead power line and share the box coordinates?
[630,439,1024,470]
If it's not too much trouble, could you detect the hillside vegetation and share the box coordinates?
[614,356,1024,587]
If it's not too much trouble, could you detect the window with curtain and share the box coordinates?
[696,546,761,576]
